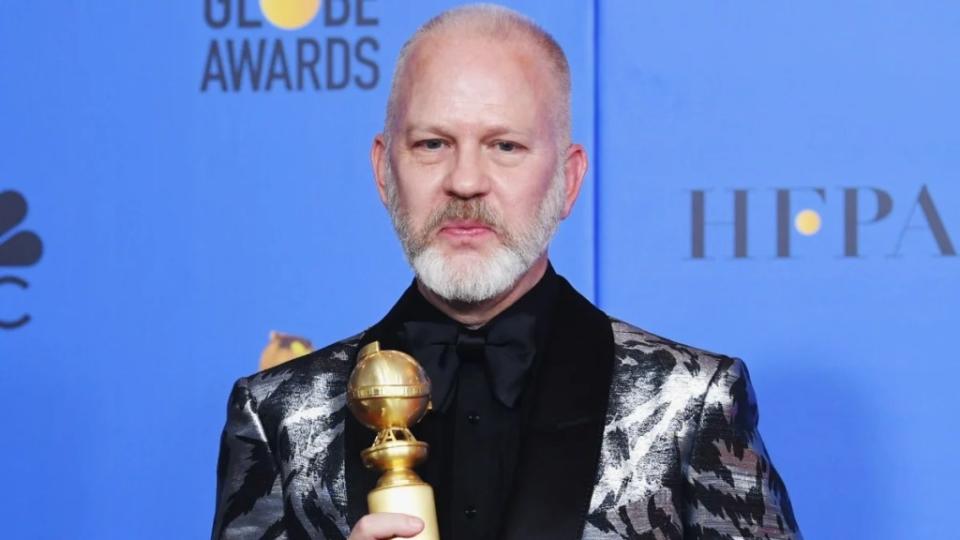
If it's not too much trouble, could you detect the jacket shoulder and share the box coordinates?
[609,317,736,380]
[588,318,741,516]
[217,333,362,538]
[237,332,364,434]
[589,320,800,537]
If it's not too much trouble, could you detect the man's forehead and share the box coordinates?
[399,92,545,138]
[392,31,558,132]
[403,30,549,83]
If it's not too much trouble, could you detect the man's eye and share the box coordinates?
[496,141,518,152]
[417,139,445,150]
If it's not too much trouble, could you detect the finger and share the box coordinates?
[348,513,424,539]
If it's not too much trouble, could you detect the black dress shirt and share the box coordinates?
[370,267,560,540]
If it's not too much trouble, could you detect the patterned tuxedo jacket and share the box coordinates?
[213,279,801,539]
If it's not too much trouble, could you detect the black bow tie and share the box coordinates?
[403,312,537,409]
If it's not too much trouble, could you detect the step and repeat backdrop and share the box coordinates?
[1,1,957,538]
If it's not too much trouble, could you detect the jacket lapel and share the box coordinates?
[344,411,380,527]
[500,278,615,540]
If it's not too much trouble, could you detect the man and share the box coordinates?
[212,5,801,540]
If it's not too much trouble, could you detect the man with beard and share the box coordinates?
[212,5,801,540]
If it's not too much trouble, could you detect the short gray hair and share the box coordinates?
[384,4,572,147]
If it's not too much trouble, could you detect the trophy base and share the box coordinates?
[368,482,440,540]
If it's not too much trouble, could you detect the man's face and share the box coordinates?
[374,32,581,303]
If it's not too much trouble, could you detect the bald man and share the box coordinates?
[212,5,801,540]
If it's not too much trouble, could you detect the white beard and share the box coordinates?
[385,161,567,303]
[410,243,529,304]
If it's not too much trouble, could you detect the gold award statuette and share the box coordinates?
[346,341,440,540]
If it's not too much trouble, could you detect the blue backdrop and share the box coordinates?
[1,1,957,538]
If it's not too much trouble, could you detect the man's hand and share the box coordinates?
[347,513,424,540]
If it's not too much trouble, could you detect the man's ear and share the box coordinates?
[371,134,389,206]
[560,143,588,219]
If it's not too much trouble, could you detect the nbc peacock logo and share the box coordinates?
[0,190,43,330]
[200,0,381,93]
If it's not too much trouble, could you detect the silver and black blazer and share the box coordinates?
[212,278,801,539]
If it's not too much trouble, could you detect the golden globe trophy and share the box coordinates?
[346,341,440,540]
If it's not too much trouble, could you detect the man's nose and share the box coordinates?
[443,146,490,199]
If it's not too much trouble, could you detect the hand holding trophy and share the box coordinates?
[346,341,440,540]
